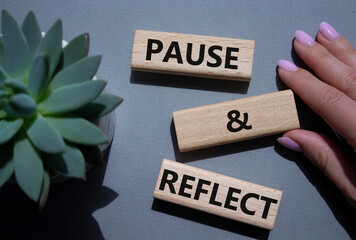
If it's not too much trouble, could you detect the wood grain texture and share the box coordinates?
[173,90,300,152]
[154,159,283,230]
[131,30,255,81]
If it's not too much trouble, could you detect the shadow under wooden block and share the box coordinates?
[152,199,270,239]
[130,71,250,94]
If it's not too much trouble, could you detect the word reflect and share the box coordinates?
[154,160,283,230]
[159,169,277,219]
[131,30,255,81]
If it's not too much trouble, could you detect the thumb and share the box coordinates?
[277,129,356,208]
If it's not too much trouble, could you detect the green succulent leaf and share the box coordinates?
[22,11,42,57]
[43,144,85,179]
[26,113,65,154]
[39,170,50,211]
[0,66,10,81]
[0,118,23,144]
[38,80,106,115]
[4,78,28,93]
[0,89,11,98]
[76,93,122,118]
[63,33,89,69]
[36,19,62,77]
[27,52,49,100]
[2,93,36,118]
[45,117,108,145]
[0,142,14,188]
[0,110,7,118]
[0,37,5,68]
[49,55,102,89]
[1,99,18,117]
[77,144,104,166]
[1,10,32,78]
[14,132,44,201]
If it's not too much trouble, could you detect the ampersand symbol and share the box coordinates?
[227,110,252,132]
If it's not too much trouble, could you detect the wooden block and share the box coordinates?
[154,159,283,230]
[131,30,255,82]
[173,90,300,152]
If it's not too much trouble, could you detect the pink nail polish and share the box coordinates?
[277,60,298,72]
[319,22,341,41]
[277,137,303,152]
[295,30,315,47]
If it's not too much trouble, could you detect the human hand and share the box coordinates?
[276,22,356,208]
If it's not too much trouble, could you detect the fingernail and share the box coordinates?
[277,137,303,152]
[319,22,341,41]
[295,30,315,46]
[277,60,298,72]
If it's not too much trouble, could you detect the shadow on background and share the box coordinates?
[152,199,270,240]
[0,146,118,240]
[130,71,250,94]
[274,42,356,239]
[170,120,276,163]
[275,144,356,239]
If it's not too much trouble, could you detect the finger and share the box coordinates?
[318,22,356,69]
[277,129,356,208]
[277,60,356,149]
[294,30,356,101]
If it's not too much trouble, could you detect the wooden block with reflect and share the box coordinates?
[173,90,300,152]
[153,159,283,230]
[131,30,255,82]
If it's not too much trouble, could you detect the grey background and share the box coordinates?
[0,0,355,239]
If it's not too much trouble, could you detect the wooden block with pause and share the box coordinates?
[173,90,300,152]
[131,30,255,81]
[154,159,283,230]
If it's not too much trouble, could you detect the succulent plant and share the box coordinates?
[0,10,122,208]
